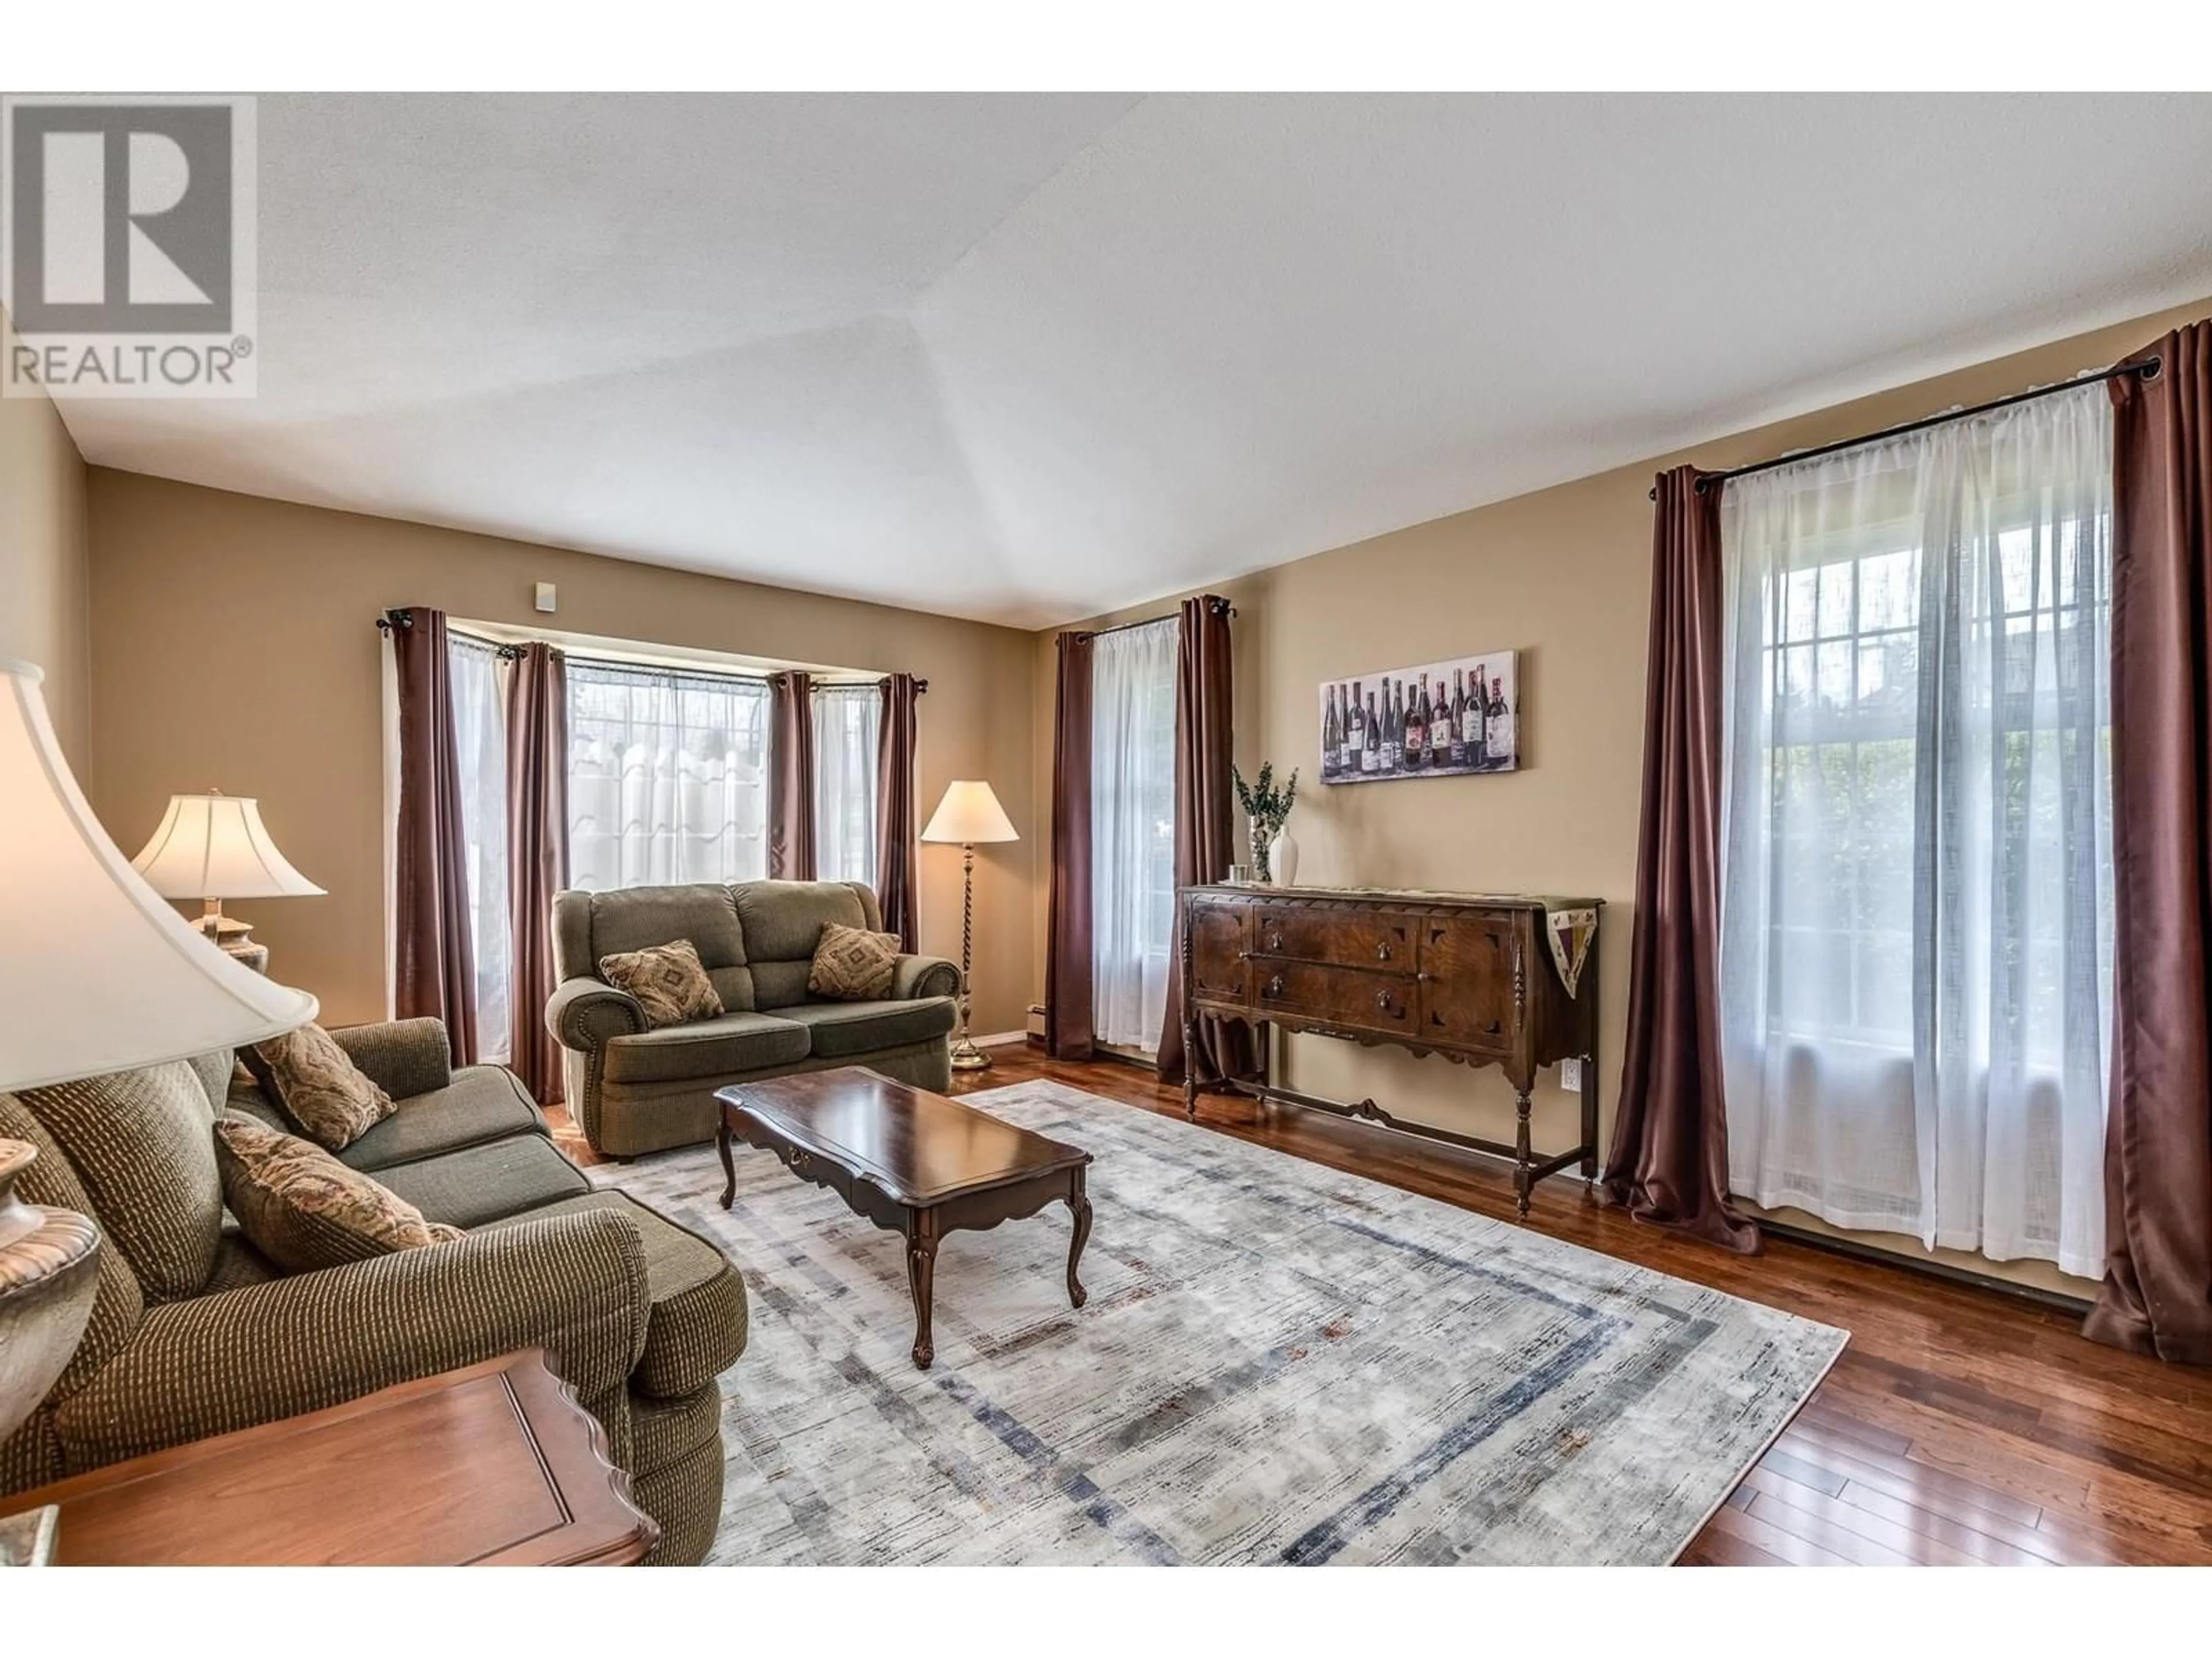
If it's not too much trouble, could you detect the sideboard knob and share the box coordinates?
[1376,941,1392,961]
[1265,974,1285,998]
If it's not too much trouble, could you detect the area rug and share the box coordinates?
[595,1080,1846,1565]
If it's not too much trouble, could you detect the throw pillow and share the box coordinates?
[808,921,902,1001]
[16,1060,224,1302]
[239,1022,396,1152]
[213,1116,463,1275]
[599,938,725,1029]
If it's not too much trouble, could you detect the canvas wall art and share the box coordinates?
[1319,651,1517,782]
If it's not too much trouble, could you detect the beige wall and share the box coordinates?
[0,309,92,764]
[1037,294,2211,1298]
[86,472,1039,1037]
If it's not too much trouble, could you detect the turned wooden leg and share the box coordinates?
[1179,898,1199,1119]
[1181,1020,1199,1120]
[1065,1169,1093,1310]
[1581,957,1603,1191]
[1580,1050,1601,1190]
[716,1118,737,1210]
[1514,1085,1535,1220]
[906,1217,940,1370]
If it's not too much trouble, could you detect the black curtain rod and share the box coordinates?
[1648,354,2162,501]
[385,612,926,691]
[1073,596,1234,641]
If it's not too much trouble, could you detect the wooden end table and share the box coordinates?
[6,1350,657,1565]
[717,1066,1092,1369]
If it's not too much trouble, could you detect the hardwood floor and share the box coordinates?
[551,1045,2212,1566]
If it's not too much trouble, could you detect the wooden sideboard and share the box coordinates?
[1177,884,1603,1215]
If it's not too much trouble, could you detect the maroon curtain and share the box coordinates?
[1159,596,1255,1088]
[1599,469,1759,1253]
[875,673,923,950]
[2086,325,2212,1365]
[505,642,568,1105]
[389,607,479,1066]
[767,670,816,881]
[1046,632,1096,1060]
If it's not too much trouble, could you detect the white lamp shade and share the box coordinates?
[0,660,317,1093]
[131,793,325,901]
[921,780,1019,844]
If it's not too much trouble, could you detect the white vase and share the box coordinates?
[1270,827,1300,890]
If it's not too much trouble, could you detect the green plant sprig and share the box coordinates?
[1234,761,1300,834]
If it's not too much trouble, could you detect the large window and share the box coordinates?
[1090,618,1179,1052]
[813,683,881,887]
[565,661,770,891]
[1718,382,2113,1276]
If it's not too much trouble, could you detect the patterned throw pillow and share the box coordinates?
[213,1116,463,1275]
[240,1023,396,1152]
[808,922,902,1001]
[599,938,725,1029]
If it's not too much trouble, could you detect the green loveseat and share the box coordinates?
[548,879,960,1158]
[0,1018,745,1565]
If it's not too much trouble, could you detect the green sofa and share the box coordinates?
[0,1018,745,1565]
[548,879,960,1158]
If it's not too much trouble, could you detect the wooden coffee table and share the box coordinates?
[716,1066,1092,1369]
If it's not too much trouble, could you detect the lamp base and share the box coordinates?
[0,1141,100,1562]
[0,1504,58,1567]
[192,910,268,974]
[948,1036,994,1072]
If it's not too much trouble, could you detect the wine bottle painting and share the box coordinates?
[1317,651,1518,784]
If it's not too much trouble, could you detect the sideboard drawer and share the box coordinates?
[1252,960,1417,1037]
[1250,902,1417,970]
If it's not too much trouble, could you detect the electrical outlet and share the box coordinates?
[1559,1057,1584,1093]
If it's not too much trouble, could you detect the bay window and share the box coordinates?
[565,660,770,891]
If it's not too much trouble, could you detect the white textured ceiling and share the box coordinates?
[56,93,2212,627]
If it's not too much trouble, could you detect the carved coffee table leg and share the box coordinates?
[906,1212,940,1370]
[1065,1168,1093,1310]
[717,1116,737,1210]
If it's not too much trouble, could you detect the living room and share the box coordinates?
[4,24,2210,1638]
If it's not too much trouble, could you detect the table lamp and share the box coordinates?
[0,660,317,1565]
[129,792,325,971]
[919,780,1019,1071]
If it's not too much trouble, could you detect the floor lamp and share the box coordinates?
[0,660,317,1565]
[919,781,1019,1071]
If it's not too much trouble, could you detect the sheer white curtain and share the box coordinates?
[813,684,882,887]
[1091,619,1180,1051]
[1718,382,2113,1277]
[448,634,512,1063]
[566,661,769,891]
